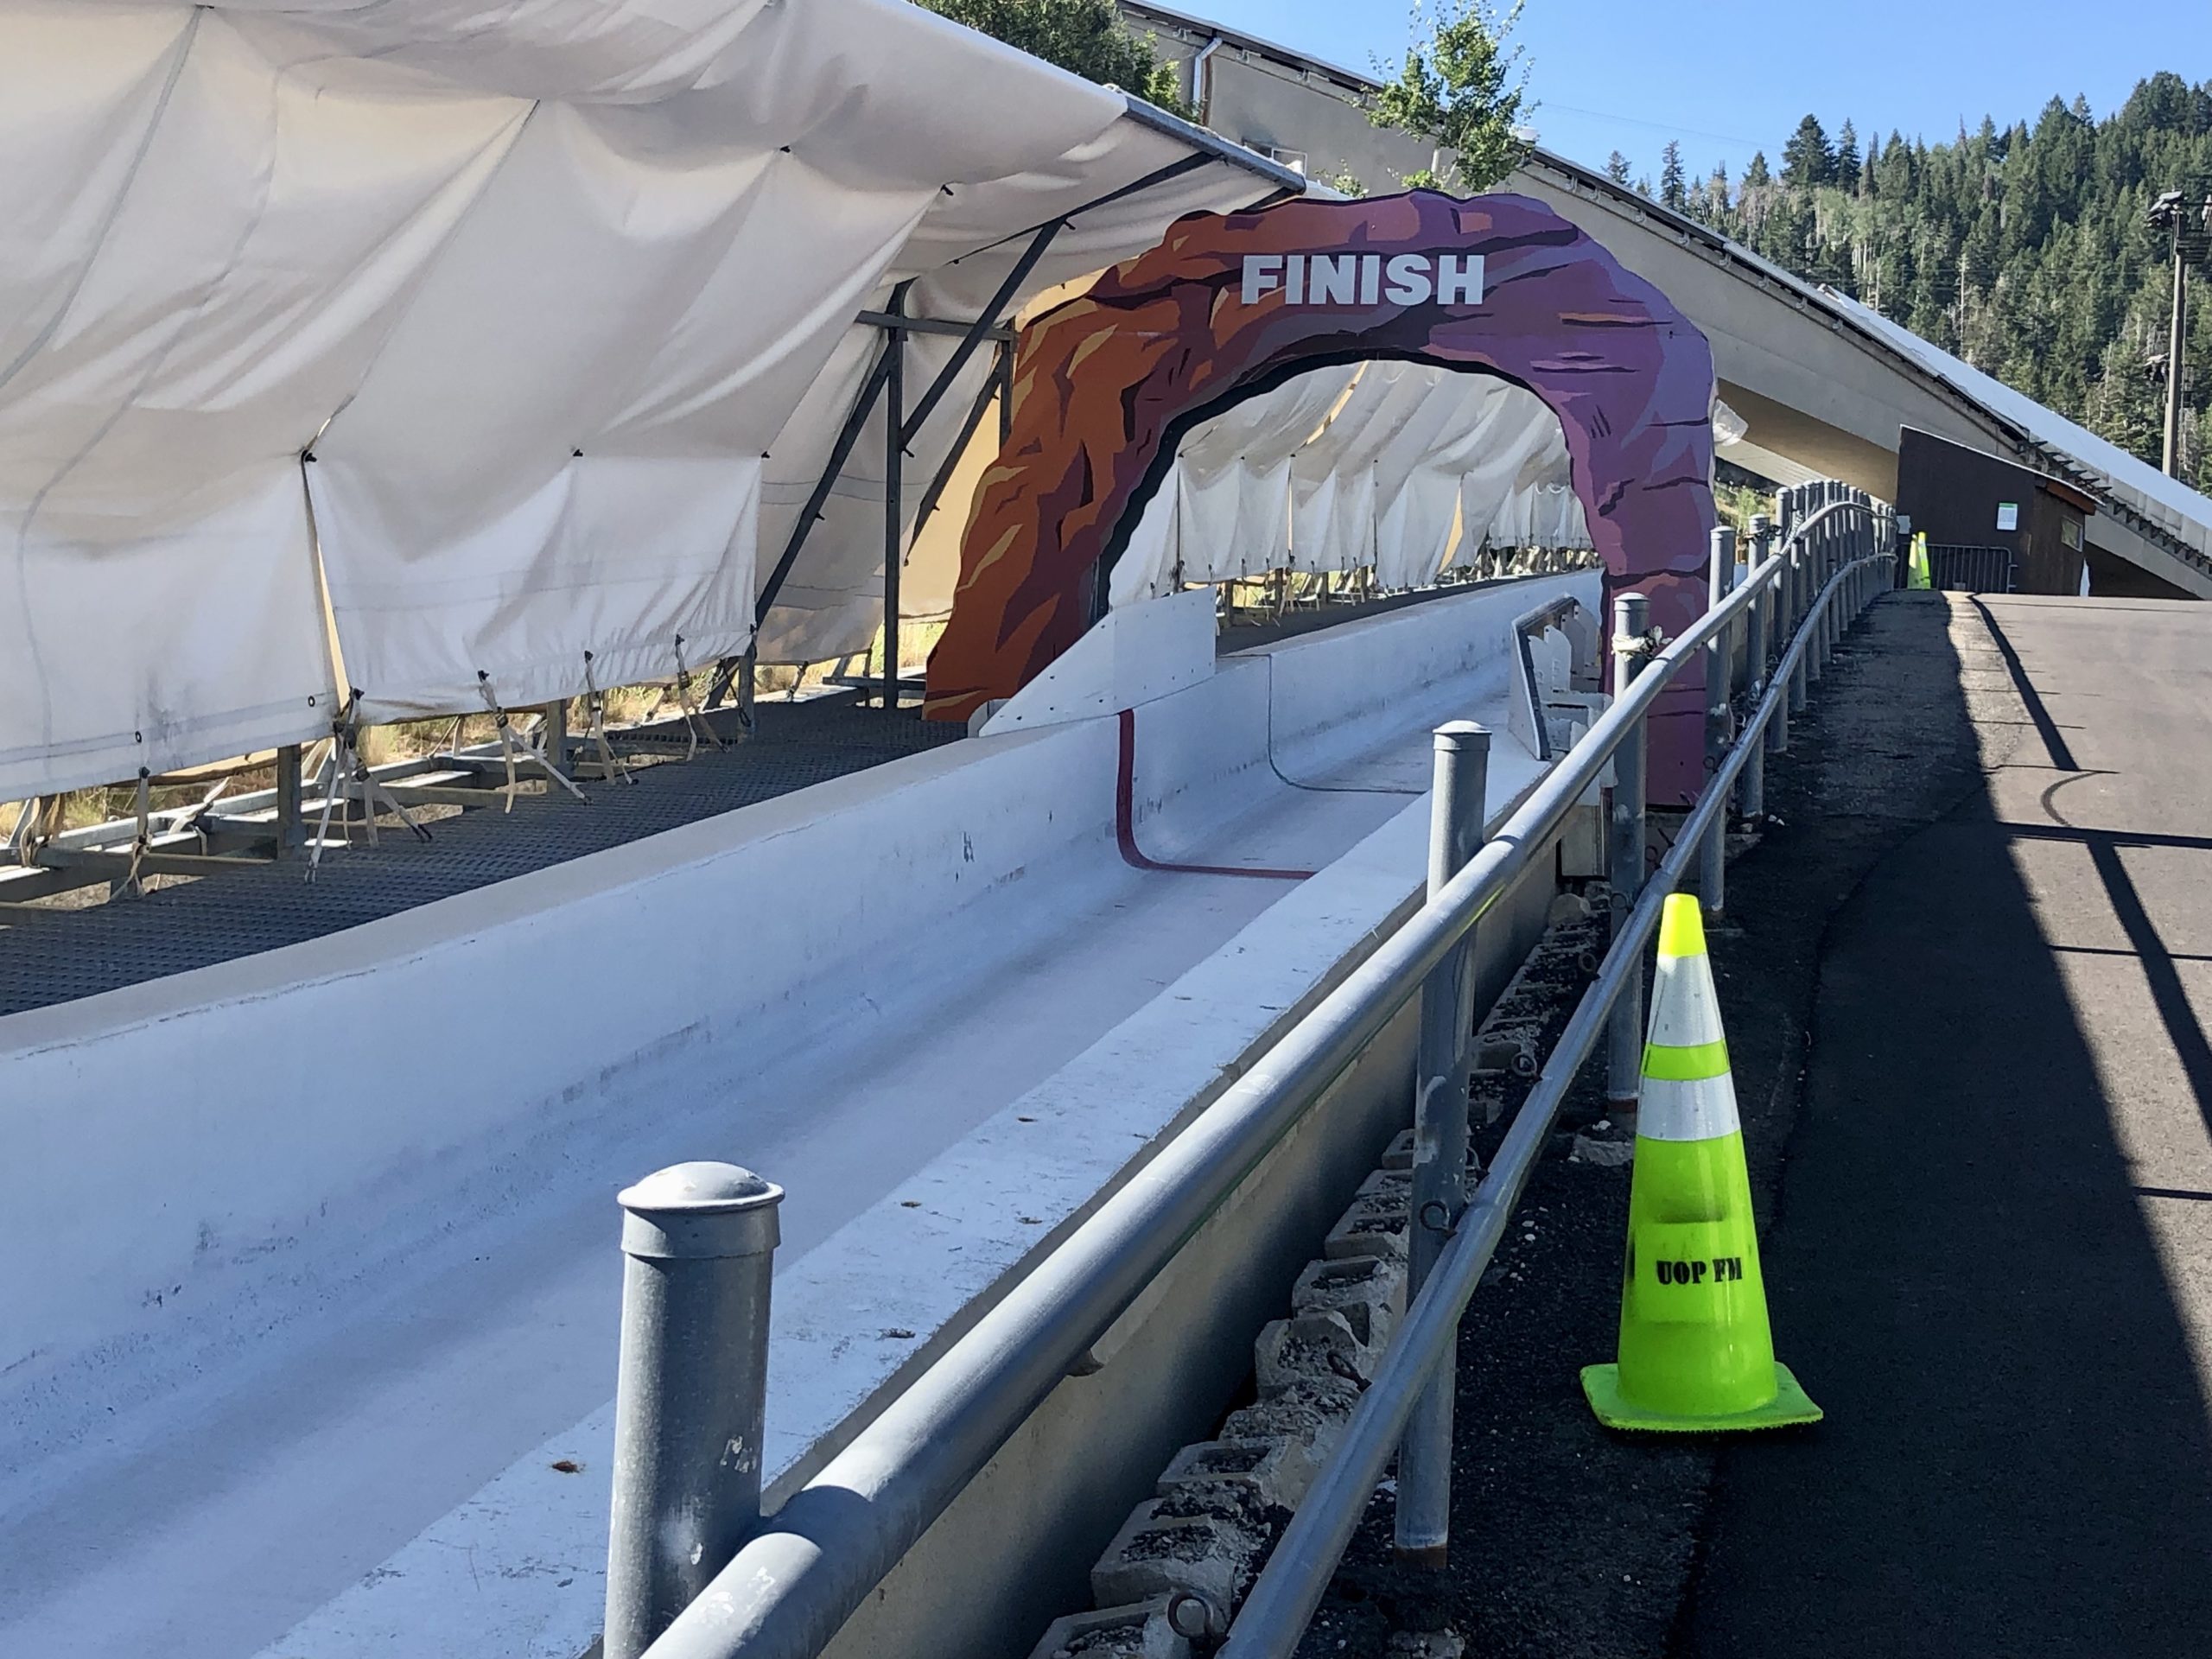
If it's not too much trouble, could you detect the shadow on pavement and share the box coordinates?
[1678,597,2212,1656]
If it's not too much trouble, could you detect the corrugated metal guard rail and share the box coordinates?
[601,480,1899,1659]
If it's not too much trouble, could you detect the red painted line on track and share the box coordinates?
[1115,707,1314,881]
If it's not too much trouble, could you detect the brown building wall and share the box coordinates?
[1897,427,2088,594]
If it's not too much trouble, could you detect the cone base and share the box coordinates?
[1580,1361,1823,1433]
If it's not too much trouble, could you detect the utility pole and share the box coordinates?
[2147,190,2212,480]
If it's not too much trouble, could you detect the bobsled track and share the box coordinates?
[0,575,1592,1659]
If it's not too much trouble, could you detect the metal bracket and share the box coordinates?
[475,672,588,810]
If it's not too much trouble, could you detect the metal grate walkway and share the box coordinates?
[0,700,963,1019]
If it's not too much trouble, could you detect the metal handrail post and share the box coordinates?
[1808,486,1829,681]
[1787,493,1812,716]
[1395,721,1491,1566]
[1743,517,1772,809]
[1605,592,1651,1115]
[606,1165,784,1659]
[1700,527,1736,915]
[1775,489,1801,679]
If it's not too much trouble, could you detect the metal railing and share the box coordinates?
[600,481,1896,1659]
[1928,543,2018,595]
[1222,487,1888,1654]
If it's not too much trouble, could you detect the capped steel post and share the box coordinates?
[1606,592,1652,1115]
[1786,493,1811,717]
[606,1163,785,1659]
[1700,527,1736,915]
[1396,721,1491,1565]
[1744,515,1773,806]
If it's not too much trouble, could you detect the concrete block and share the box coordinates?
[1255,1309,1371,1394]
[1156,1438,1301,1512]
[1548,888,1596,925]
[1293,1254,1407,1349]
[1381,1128,1478,1176]
[1028,1599,1190,1659]
[1324,1170,1410,1262]
[1472,1034,1538,1077]
[1381,1126,1417,1171]
[1090,1499,1263,1612]
[1221,1375,1362,1501]
[1357,1167,1412,1205]
[1570,1133,1635,1167]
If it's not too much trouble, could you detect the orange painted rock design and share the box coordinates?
[925,190,1718,799]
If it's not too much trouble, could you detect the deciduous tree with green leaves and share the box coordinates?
[919,0,1185,114]
[1370,0,1530,193]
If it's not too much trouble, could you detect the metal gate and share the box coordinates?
[1929,544,2017,594]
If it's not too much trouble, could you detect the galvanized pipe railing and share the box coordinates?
[617,490,1891,1659]
[1219,537,1891,1656]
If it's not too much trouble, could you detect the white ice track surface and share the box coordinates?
[0,580,1580,1659]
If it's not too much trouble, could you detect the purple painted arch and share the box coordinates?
[925,190,1718,799]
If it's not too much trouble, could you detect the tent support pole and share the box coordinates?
[912,356,1009,542]
[897,220,1061,445]
[882,304,905,712]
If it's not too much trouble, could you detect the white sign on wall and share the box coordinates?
[1996,502,2020,531]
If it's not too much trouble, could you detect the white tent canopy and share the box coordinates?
[0,0,1295,799]
[1106,360,1590,607]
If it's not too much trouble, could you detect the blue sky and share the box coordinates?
[1170,1,2210,181]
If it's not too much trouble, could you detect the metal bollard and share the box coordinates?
[1808,487,1829,681]
[1787,524,1811,716]
[1700,527,1735,917]
[1395,721,1491,1567]
[1778,490,1802,651]
[1745,518,1773,807]
[1606,593,1651,1114]
[606,1163,785,1659]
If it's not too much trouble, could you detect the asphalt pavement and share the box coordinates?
[1296,590,2212,1658]
[1681,594,2212,1656]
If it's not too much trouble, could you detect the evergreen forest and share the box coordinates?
[1617,77,2212,488]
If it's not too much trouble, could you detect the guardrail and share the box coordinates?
[601,480,1896,1659]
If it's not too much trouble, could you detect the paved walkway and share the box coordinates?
[1684,594,2212,1655]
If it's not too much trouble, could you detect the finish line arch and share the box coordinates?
[923,189,1719,798]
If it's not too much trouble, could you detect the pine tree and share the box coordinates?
[1782,114,1834,187]
[1660,140,1687,210]
[1836,120,1862,193]
[1605,149,1631,186]
[1695,77,2212,473]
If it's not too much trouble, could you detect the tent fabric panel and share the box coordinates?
[1101,360,1586,608]
[0,6,536,795]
